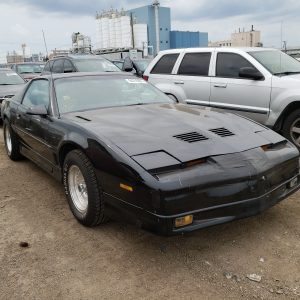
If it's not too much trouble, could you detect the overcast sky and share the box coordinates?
[0,0,300,56]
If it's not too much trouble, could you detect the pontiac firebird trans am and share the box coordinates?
[2,72,300,235]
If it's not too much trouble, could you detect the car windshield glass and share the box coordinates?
[134,60,151,72]
[17,64,43,74]
[0,71,25,85]
[55,76,172,114]
[249,50,300,75]
[74,59,121,72]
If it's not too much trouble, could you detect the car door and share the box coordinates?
[15,79,53,171]
[173,51,212,105]
[148,53,181,98]
[210,51,272,123]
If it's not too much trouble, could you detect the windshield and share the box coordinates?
[0,71,25,85]
[55,76,172,114]
[249,50,300,75]
[17,64,44,74]
[74,59,121,72]
[134,60,151,72]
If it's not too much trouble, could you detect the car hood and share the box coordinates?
[0,84,24,97]
[64,103,286,168]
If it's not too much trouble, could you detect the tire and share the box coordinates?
[3,119,23,161]
[282,108,300,149]
[63,149,106,227]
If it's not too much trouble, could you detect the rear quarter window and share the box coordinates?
[150,54,179,74]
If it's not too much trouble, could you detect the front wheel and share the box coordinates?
[3,119,22,161]
[63,150,107,227]
[282,109,300,149]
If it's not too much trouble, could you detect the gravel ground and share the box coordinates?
[0,127,300,300]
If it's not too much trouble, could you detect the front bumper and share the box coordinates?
[104,173,300,236]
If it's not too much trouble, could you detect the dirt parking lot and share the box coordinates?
[0,127,300,300]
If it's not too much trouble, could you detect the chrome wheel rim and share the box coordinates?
[68,165,88,213]
[290,118,300,147]
[4,125,12,155]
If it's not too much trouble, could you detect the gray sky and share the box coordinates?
[0,0,299,56]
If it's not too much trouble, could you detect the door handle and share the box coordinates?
[174,81,184,85]
[214,83,227,88]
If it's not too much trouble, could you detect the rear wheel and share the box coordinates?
[63,150,107,227]
[3,119,22,161]
[282,109,300,149]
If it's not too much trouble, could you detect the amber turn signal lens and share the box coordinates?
[175,215,193,228]
[120,183,133,192]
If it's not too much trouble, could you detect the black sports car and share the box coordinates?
[2,72,300,235]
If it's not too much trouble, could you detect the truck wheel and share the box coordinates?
[63,149,107,227]
[282,109,300,148]
[3,119,23,161]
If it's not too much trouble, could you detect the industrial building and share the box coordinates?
[170,31,208,49]
[209,26,262,47]
[94,1,208,57]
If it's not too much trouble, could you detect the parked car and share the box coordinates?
[0,68,26,119]
[41,54,121,75]
[11,62,45,81]
[2,72,300,235]
[112,58,152,77]
[144,47,300,148]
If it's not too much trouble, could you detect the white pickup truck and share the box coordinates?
[143,47,300,148]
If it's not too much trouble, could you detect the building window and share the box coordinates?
[160,28,162,31]
[160,41,163,43]
[166,41,168,43]
[165,28,168,31]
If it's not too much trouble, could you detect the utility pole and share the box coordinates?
[152,0,160,55]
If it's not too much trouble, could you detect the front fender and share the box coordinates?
[268,87,300,126]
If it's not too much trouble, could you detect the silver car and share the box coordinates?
[143,47,300,148]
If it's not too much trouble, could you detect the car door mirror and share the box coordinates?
[123,57,134,72]
[239,67,264,80]
[26,105,48,116]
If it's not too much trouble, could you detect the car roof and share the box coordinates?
[0,68,13,72]
[157,47,278,55]
[14,62,45,65]
[39,71,135,80]
[49,54,107,61]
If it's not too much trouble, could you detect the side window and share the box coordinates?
[63,60,75,73]
[150,54,179,74]
[178,52,211,76]
[216,53,254,78]
[52,59,64,73]
[22,80,50,108]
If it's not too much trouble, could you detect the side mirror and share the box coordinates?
[123,57,134,72]
[26,105,48,116]
[239,67,264,80]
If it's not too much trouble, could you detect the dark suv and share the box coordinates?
[42,54,121,75]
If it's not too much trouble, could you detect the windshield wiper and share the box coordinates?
[274,71,300,76]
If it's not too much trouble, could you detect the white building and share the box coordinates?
[95,8,148,55]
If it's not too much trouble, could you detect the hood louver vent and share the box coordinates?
[173,132,208,143]
[209,127,234,137]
